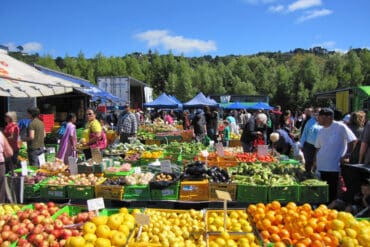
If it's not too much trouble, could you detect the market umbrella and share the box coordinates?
[249,102,274,110]
[0,49,79,97]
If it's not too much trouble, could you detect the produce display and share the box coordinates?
[124,172,154,185]
[248,201,370,247]
[75,208,137,247]
[39,159,68,173]
[130,208,207,247]
[46,174,105,186]
[105,163,131,173]
[206,210,253,232]
[0,204,22,216]
[24,173,48,184]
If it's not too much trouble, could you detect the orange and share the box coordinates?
[286,202,297,210]
[248,204,257,214]
[304,226,314,236]
[315,221,326,232]
[298,237,312,246]
[310,233,322,242]
[256,202,265,209]
[311,239,324,247]
[271,201,281,210]
[262,219,272,229]
[295,243,307,247]
[270,233,281,242]
[301,203,312,212]
[261,230,270,240]
[268,225,280,235]
[279,229,290,239]
[274,241,286,247]
[273,214,283,225]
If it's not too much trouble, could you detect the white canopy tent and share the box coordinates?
[0,49,79,97]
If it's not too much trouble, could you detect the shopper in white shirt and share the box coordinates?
[315,108,357,203]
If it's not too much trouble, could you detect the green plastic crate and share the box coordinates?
[268,184,299,203]
[123,185,150,200]
[67,185,95,199]
[236,184,268,203]
[100,208,120,216]
[104,167,134,177]
[299,184,329,204]
[150,182,179,200]
[52,205,86,220]
[76,128,84,140]
[24,183,40,198]
[40,184,68,199]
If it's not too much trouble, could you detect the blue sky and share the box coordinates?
[1,0,369,58]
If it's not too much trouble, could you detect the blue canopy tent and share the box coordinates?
[224,101,249,110]
[249,102,273,110]
[144,93,180,109]
[183,92,219,108]
[168,95,183,109]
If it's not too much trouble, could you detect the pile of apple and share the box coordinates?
[0,202,95,247]
[47,174,105,186]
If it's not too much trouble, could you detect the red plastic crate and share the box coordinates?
[39,114,54,133]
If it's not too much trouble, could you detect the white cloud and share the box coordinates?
[134,30,217,53]
[313,40,336,49]
[288,0,321,12]
[2,41,42,53]
[268,5,285,13]
[297,8,333,22]
[242,0,277,4]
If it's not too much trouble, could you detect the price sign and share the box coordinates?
[87,197,105,213]
[215,143,224,157]
[160,160,172,173]
[134,167,142,174]
[38,153,46,166]
[91,148,103,163]
[216,190,232,201]
[135,213,150,225]
[21,161,28,176]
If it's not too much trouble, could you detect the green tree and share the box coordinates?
[36,55,59,70]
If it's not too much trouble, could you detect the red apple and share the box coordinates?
[44,224,54,233]
[47,202,56,208]
[8,232,18,242]
[71,229,80,236]
[62,229,72,239]
[17,238,29,246]
[22,218,32,224]
[54,219,63,229]
[59,239,66,247]
[47,234,56,243]
[43,217,53,225]
[1,240,11,247]
[34,234,44,245]
[41,209,50,217]
[51,229,62,239]
[35,203,46,211]
[33,215,45,224]
[2,225,10,231]
[11,224,20,233]
[26,222,35,231]
[1,231,11,240]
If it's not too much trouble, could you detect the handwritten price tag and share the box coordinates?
[160,160,172,173]
[87,197,105,212]
[135,213,150,225]
[134,167,142,174]
[216,190,232,201]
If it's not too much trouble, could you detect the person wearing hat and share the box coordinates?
[3,112,20,173]
[315,107,357,203]
[117,104,137,143]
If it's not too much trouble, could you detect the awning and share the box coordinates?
[0,49,79,97]
[34,64,122,103]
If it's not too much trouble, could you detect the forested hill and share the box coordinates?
[9,47,370,109]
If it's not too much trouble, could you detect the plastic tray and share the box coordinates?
[236,184,268,203]
[150,182,179,200]
[268,184,299,203]
[123,185,151,200]
[299,184,329,204]
[179,179,209,201]
[209,182,237,201]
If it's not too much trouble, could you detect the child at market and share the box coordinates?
[328,180,370,217]
[291,136,305,164]
[222,120,230,147]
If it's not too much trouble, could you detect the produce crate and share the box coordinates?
[206,209,252,232]
[236,184,268,203]
[162,152,182,165]
[104,168,134,177]
[299,184,329,204]
[209,182,237,201]
[40,184,68,199]
[95,184,124,201]
[100,208,120,216]
[268,184,299,203]
[123,185,151,200]
[217,160,239,168]
[150,182,179,200]
[77,163,94,174]
[144,139,161,146]
[67,178,106,199]
[179,179,209,201]
[24,183,40,198]
[181,130,194,141]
